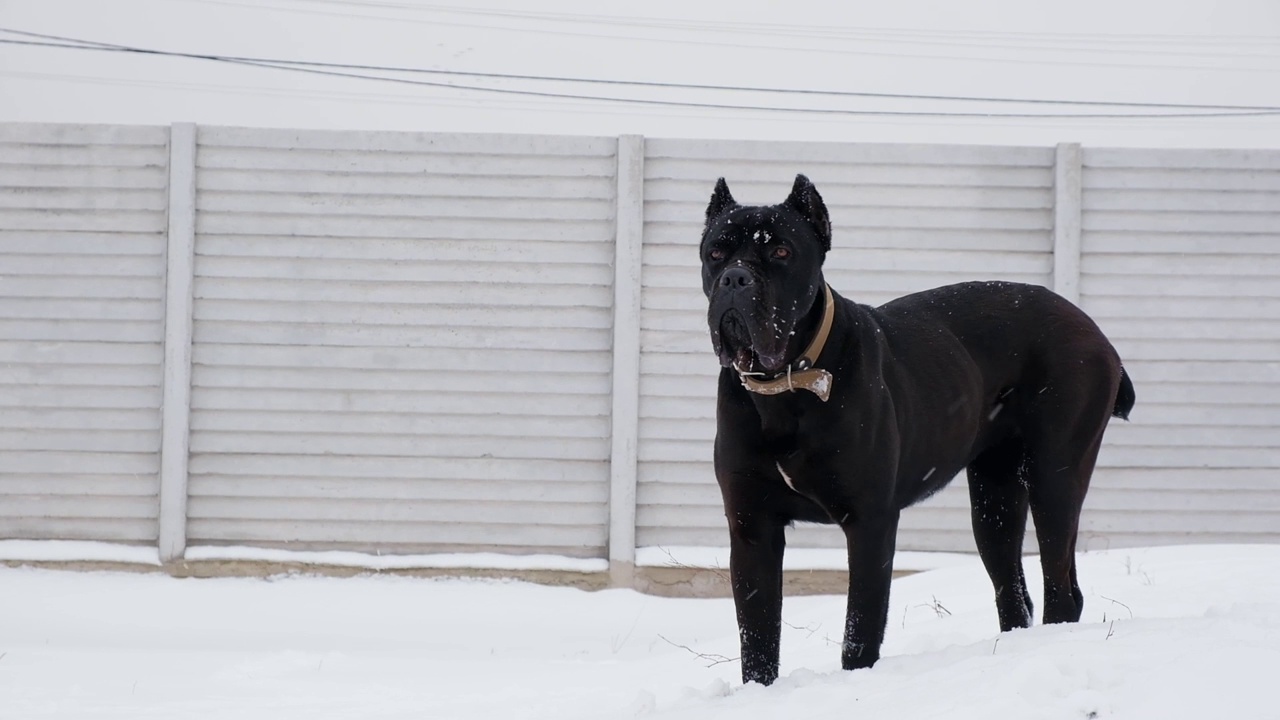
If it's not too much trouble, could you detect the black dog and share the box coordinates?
[701,175,1134,686]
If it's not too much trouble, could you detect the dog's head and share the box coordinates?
[700,174,832,373]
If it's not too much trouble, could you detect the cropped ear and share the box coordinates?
[784,174,831,253]
[704,177,738,229]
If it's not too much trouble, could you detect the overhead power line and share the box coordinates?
[3,27,1280,119]
[289,0,1280,50]
[182,0,1280,74]
[4,27,1278,113]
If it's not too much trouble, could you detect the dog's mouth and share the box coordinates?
[714,309,790,374]
[717,311,753,370]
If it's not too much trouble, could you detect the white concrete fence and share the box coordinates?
[1,123,1277,579]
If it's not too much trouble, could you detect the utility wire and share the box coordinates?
[3,28,1280,119]
[182,0,1280,73]
[4,27,1277,113]
[295,0,1280,51]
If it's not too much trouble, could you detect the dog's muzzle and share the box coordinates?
[732,284,837,402]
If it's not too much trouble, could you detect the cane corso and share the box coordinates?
[701,175,1134,686]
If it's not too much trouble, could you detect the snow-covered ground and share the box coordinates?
[3,544,1279,719]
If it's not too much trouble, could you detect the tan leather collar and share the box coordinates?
[734,283,836,402]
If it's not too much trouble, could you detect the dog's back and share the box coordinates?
[873,280,1126,404]
[858,280,1133,503]
[885,280,1135,419]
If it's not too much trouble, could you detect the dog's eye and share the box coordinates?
[708,248,726,261]
[771,246,791,260]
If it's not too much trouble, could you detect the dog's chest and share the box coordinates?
[750,382,862,503]
[758,408,822,495]
[775,461,800,492]
[773,448,826,494]
[754,390,864,504]
[771,450,848,528]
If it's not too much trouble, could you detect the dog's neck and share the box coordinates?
[735,283,836,402]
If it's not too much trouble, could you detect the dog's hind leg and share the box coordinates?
[967,437,1034,631]
[1025,445,1096,625]
[1024,380,1114,625]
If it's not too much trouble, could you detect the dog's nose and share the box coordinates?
[720,267,754,290]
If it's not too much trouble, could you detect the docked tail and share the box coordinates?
[1113,367,1135,420]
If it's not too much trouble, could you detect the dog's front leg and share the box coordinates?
[840,511,900,670]
[727,513,786,686]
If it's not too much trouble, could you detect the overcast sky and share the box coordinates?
[2,0,1279,146]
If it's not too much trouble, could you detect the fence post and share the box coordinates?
[158,122,197,563]
[608,135,645,587]
[1053,142,1083,304]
